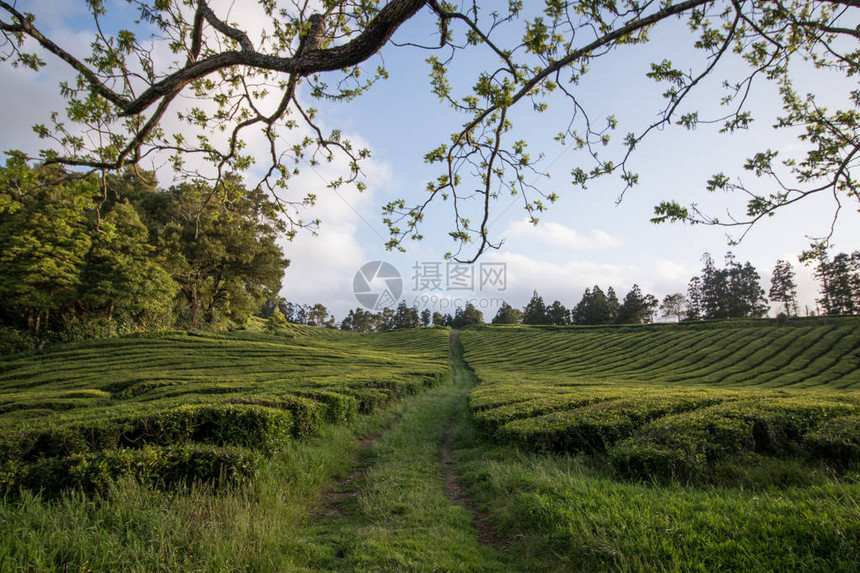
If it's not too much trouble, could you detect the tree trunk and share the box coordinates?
[191,282,200,328]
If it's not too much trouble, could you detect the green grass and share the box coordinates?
[0,331,520,572]
[0,326,450,493]
[2,321,860,571]
[461,320,860,482]
[279,333,515,571]
[452,436,860,572]
[0,397,396,571]
[448,322,860,571]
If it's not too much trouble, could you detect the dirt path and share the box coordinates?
[442,331,508,549]
[441,420,507,549]
[299,331,510,569]
[312,429,384,518]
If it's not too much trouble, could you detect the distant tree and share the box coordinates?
[258,297,280,319]
[725,253,769,318]
[278,301,296,323]
[82,201,177,328]
[686,276,703,320]
[432,311,446,327]
[814,251,860,315]
[491,302,523,325]
[393,302,421,329]
[452,304,484,327]
[340,312,353,331]
[693,252,767,319]
[522,291,550,325]
[340,307,381,331]
[617,285,658,324]
[138,177,289,328]
[380,307,396,330]
[308,303,334,327]
[420,309,432,327]
[547,301,571,326]
[699,253,731,319]
[571,288,590,324]
[0,161,94,333]
[606,287,620,324]
[573,286,611,325]
[660,293,688,322]
[769,260,799,316]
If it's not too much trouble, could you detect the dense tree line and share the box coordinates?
[0,159,287,341]
[334,302,484,332]
[685,253,769,320]
[813,251,860,316]
[259,299,338,328]
[492,286,659,327]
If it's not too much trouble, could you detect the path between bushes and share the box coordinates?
[300,331,509,570]
[442,332,508,549]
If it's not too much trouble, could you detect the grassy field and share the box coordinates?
[463,319,860,481]
[453,319,860,570]
[0,326,450,493]
[1,320,858,571]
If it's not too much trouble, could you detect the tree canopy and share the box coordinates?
[687,252,769,319]
[1,0,857,261]
[0,161,288,336]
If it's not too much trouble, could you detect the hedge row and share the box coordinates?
[0,444,261,495]
[492,393,724,454]
[1,371,449,494]
[610,397,859,480]
[0,403,294,464]
[471,384,860,481]
[471,391,620,435]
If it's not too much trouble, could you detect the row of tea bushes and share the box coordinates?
[0,328,451,494]
[462,324,860,482]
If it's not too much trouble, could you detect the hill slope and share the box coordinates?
[462,320,860,481]
[0,327,450,492]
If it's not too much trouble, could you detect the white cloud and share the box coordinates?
[503,219,623,250]
[278,134,393,316]
[482,251,640,305]
[654,259,693,284]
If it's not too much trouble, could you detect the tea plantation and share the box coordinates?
[462,318,860,482]
[0,327,450,493]
[2,320,859,571]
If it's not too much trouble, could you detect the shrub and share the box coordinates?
[292,390,358,423]
[803,414,860,464]
[7,445,262,495]
[608,398,858,480]
[0,326,37,355]
[0,404,294,463]
[496,393,721,454]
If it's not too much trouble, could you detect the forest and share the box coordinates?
[0,157,287,350]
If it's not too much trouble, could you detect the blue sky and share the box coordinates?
[1,1,857,320]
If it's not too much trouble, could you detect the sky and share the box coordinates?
[1,1,858,321]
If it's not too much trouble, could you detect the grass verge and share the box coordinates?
[449,384,860,571]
